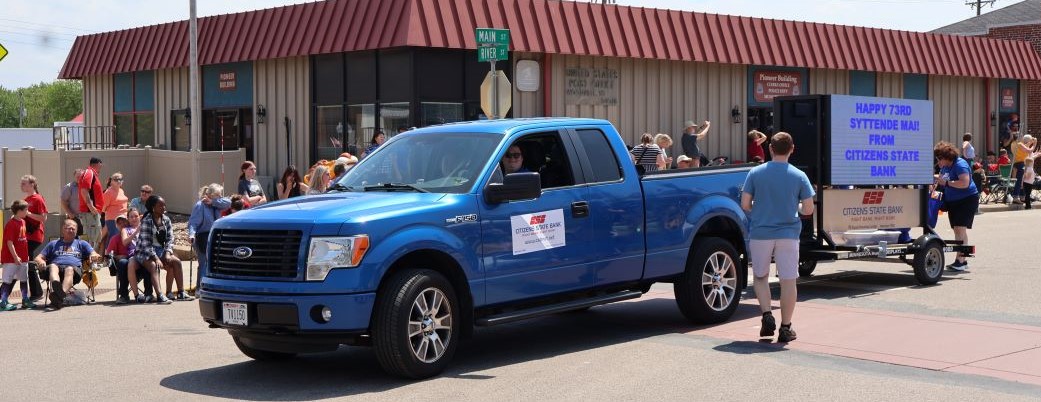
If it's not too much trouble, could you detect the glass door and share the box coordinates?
[170,109,189,151]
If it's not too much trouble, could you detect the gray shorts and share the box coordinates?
[749,239,800,280]
[2,263,28,283]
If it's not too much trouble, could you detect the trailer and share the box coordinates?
[774,94,974,285]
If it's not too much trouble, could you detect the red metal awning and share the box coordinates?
[59,0,1041,80]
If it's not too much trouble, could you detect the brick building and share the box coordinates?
[934,0,1041,147]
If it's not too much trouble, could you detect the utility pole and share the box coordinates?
[189,0,200,152]
[17,90,25,128]
[966,0,998,16]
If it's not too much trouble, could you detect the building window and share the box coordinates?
[903,74,928,100]
[420,102,464,127]
[315,105,345,161]
[349,104,376,152]
[112,71,155,147]
[380,102,410,138]
[850,71,877,96]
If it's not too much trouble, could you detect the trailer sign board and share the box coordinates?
[829,95,934,186]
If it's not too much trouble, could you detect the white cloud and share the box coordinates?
[0,0,997,89]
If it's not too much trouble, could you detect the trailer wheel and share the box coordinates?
[233,336,297,361]
[373,269,459,379]
[798,260,817,277]
[674,237,742,324]
[913,241,945,285]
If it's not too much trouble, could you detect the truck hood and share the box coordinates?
[213,192,449,228]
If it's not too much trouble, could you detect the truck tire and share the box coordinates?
[674,237,742,324]
[233,336,297,361]
[798,260,817,277]
[912,241,945,285]
[373,269,460,379]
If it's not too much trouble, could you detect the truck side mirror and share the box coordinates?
[485,172,542,204]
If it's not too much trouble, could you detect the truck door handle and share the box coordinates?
[571,201,589,218]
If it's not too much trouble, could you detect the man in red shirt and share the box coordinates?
[78,157,104,249]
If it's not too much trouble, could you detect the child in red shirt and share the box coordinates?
[1,200,31,310]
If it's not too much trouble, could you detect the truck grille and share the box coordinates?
[209,229,303,279]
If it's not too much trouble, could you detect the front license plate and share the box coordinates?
[222,302,248,326]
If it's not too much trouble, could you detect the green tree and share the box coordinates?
[0,80,82,128]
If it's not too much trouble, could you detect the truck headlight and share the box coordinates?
[306,235,370,281]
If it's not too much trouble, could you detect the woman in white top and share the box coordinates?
[962,133,976,163]
[630,133,665,173]
[654,133,674,170]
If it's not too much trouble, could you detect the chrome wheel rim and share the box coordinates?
[701,251,737,312]
[408,287,453,363]
[924,247,943,278]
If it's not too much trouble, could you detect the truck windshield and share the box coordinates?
[334,132,503,194]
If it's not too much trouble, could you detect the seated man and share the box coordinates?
[33,219,101,309]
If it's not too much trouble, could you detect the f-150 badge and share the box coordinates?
[446,214,478,224]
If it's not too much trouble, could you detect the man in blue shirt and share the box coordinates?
[33,219,101,309]
[741,132,815,343]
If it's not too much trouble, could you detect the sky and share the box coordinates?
[0,0,1018,89]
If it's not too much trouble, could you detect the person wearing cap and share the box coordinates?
[680,120,711,168]
[676,154,694,169]
[1011,134,1037,204]
[78,157,105,249]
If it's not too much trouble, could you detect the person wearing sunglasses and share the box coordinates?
[101,172,129,250]
[129,185,153,216]
[501,144,529,175]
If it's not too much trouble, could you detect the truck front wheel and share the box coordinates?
[373,269,460,379]
[674,237,742,324]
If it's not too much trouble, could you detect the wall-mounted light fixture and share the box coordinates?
[257,104,267,124]
[989,111,996,126]
[731,106,742,124]
[184,108,192,126]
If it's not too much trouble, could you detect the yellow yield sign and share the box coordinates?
[0,42,7,63]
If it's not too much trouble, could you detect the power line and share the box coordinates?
[0,37,71,51]
[0,18,100,34]
[0,29,76,42]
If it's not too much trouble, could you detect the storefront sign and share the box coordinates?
[822,188,921,233]
[1001,88,1015,109]
[516,60,540,92]
[564,67,619,106]
[753,70,802,102]
[829,95,934,186]
[219,71,237,91]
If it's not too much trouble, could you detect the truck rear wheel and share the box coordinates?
[373,269,460,379]
[674,237,742,324]
[913,241,945,285]
[798,260,817,277]
[233,336,297,361]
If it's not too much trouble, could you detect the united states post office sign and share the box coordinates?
[564,67,619,106]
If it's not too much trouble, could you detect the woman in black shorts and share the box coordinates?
[934,141,979,271]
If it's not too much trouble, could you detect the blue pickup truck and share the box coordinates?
[199,118,752,378]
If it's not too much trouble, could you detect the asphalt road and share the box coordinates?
[5,204,1040,401]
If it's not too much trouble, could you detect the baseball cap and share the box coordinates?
[683,120,697,128]
[1023,134,1034,142]
[676,155,692,163]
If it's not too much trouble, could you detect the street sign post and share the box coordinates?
[476,28,510,118]
[0,42,8,63]
[480,70,512,119]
